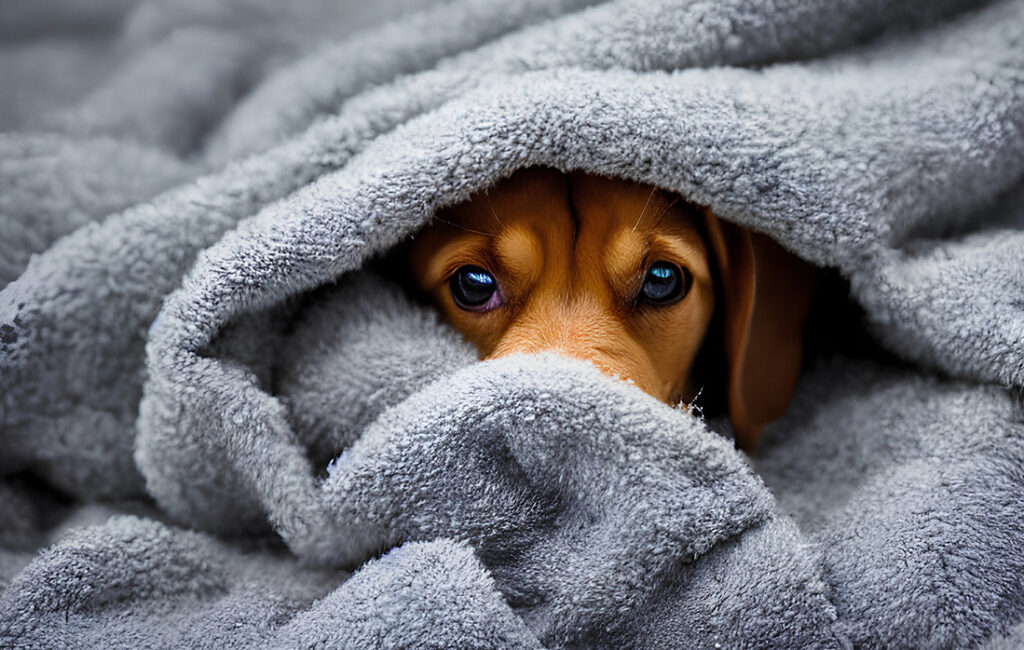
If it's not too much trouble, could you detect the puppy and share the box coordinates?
[409,167,815,449]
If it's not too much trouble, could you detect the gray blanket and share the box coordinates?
[2,0,1024,647]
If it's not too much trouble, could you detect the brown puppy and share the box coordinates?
[409,167,815,449]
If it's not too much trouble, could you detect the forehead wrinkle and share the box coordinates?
[495,225,542,288]
[603,228,648,288]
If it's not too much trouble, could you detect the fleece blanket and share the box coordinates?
[2,0,1024,647]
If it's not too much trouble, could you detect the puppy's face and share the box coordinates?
[409,167,715,405]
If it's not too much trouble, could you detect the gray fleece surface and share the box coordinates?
[2,0,1023,648]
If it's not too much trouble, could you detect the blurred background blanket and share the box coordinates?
[2,0,1023,647]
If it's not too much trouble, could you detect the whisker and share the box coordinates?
[676,385,705,419]
[632,186,657,232]
[650,196,682,229]
[431,214,494,236]
[484,192,504,229]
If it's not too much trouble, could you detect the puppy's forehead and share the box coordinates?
[440,166,570,233]
[569,171,682,231]
[435,167,703,250]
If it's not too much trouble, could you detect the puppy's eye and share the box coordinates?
[640,261,689,305]
[449,265,501,311]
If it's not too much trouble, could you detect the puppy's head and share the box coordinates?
[409,167,815,449]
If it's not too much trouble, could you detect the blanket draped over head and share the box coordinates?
[2,0,1023,647]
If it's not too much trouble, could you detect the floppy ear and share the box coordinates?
[702,210,817,451]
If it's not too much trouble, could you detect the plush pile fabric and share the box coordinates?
[2,1,1023,647]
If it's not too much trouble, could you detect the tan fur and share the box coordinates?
[409,167,815,449]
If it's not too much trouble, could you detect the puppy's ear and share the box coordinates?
[702,211,816,451]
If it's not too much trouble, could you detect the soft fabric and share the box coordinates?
[2,0,1023,648]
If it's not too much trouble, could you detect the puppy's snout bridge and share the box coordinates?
[486,312,653,396]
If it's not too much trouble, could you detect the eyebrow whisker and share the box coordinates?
[484,192,504,229]
[650,196,682,229]
[431,215,494,236]
[632,187,657,233]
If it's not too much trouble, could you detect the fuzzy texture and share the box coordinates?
[2,0,1024,648]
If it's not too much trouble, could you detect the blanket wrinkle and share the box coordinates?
[212,0,983,162]
[2,0,1024,647]
[208,0,602,162]
[48,28,257,155]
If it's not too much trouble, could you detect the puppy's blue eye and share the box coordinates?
[450,265,500,310]
[640,261,689,305]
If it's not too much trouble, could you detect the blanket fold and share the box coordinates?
[3,0,1023,647]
